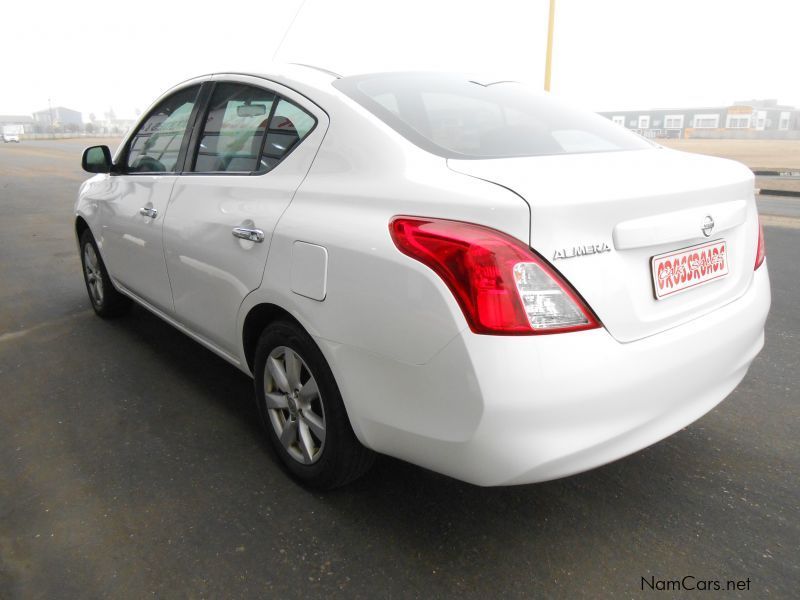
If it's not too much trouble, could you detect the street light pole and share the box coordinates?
[48,97,55,139]
[544,0,556,92]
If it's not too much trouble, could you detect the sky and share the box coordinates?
[1,0,798,120]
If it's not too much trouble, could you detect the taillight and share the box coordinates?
[389,217,600,335]
[754,217,766,270]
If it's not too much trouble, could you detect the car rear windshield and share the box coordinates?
[333,73,651,159]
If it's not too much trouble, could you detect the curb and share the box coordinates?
[760,214,800,229]
[758,189,800,198]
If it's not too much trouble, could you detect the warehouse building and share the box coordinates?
[32,106,83,131]
[0,115,35,133]
[598,99,799,139]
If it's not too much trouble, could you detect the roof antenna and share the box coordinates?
[272,0,309,62]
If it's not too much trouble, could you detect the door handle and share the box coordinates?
[232,227,265,243]
[139,207,158,218]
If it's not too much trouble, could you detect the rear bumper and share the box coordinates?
[321,265,771,486]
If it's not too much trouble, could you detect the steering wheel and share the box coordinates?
[130,155,166,173]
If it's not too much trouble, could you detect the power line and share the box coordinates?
[272,0,309,62]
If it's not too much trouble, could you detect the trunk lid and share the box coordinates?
[448,148,759,342]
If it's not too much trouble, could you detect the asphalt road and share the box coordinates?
[1,140,798,598]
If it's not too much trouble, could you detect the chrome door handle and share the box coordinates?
[139,207,158,218]
[232,227,265,243]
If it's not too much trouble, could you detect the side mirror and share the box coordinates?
[82,145,113,174]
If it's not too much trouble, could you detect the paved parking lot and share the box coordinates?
[1,140,798,598]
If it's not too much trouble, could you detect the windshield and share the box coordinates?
[333,73,652,159]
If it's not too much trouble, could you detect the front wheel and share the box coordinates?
[254,320,375,489]
[79,229,131,318]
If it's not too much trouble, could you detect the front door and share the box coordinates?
[163,77,327,354]
[100,84,202,312]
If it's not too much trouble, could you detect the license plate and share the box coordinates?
[651,240,729,299]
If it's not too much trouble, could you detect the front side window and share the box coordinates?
[333,73,651,159]
[125,85,199,173]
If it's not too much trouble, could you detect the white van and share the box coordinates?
[2,125,22,143]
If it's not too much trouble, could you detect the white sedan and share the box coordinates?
[75,66,770,488]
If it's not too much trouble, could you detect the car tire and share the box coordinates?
[79,229,132,318]
[254,320,375,489]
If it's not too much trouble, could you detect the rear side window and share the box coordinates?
[191,83,317,174]
[193,83,276,173]
[259,99,316,172]
[333,73,652,159]
[125,85,200,172]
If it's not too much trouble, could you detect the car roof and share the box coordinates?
[174,65,526,102]
[180,64,340,91]
[160,64,342,111]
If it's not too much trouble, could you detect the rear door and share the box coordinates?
[163,75,328,354]
[100,83,204,312]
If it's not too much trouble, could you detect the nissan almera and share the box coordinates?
[75,65,770,488]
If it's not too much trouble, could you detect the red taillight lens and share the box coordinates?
[389,217,600,335]
[754,217,766,270]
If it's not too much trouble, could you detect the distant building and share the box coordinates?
[32,106,83,131]
[89,116,137,136]
[0,115,35,133]
[598,99,800,139]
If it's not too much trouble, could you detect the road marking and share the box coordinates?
[0,310,93,344]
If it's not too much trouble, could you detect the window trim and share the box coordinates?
[726,114,752,129]
[663,114,684,129]
[754,110,766,131]
[114,82,209,176]
[181,81,319,177]
[693,114,720,129]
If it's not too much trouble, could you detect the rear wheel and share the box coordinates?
[79,229,132,318]
[254,320,375,489]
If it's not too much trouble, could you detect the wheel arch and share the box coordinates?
[75,215,90,248]
[241,302,305,373]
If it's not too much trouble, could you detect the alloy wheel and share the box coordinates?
[83,243,104,307]
[264,346,326,465]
